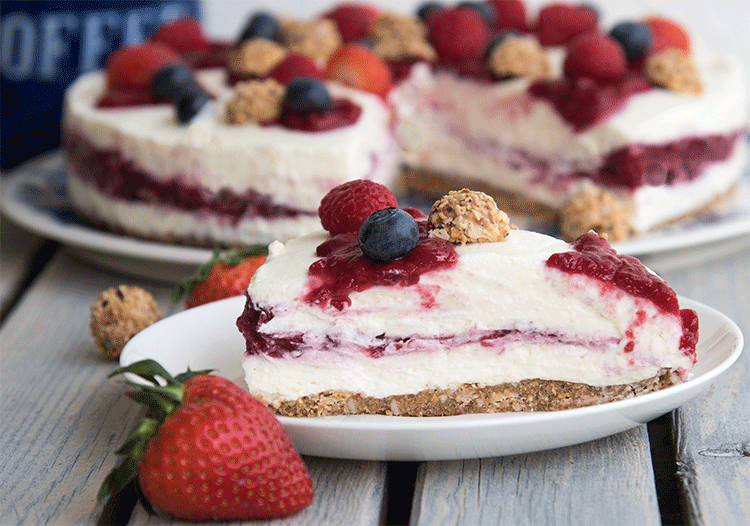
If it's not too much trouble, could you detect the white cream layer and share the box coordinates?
[63,69,399,212]
[242,229,694,402]
[391,47,747,233]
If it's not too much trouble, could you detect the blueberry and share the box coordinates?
[483,31,519,62]
[609,21,652,62]
[353,37,376,50]
[416,2,442,21]
[150,63,196,102]
[176,88,211,124]
[238,11,280,43]
[459,2,495,26]
[359,208,419,262]
[284,77,331,113]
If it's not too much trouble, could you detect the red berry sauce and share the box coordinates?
[63,129,313,222]
[546,232,698,357]
[280,99,363,132]
[304,220,458,310]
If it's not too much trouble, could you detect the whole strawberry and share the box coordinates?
[173,246,268,308]
[100,360,314,521]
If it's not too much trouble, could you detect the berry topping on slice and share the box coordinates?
[322,3,381,43]
[416,2,443,22]
[176,87,212,124]
[284,77,332,112]
[609,21,652,62]
[536,3,598,46]
[238,11,281,43]
[150,17,210,55]
[564,32,626,82]
[458,1,496,26]
[487,0,529,32]
[644,16,690,54]
[318,179,399,236]
[359,207,419,261]
[105,42,181,91]
[326,44,393,96]
[268,52,327,85]
[173,246,268,308]
[150,63,196,102]
[427,6,490,60]
[100,360,314,521]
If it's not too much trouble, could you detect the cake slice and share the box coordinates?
[237,186,698,417]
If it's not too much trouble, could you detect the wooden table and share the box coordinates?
[1,170,749,525]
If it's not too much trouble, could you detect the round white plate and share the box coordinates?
[3,151,750,281]
[119,295,744,460]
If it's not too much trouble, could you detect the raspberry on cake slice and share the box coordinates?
[237,185,698,417]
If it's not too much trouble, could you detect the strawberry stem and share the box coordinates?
[172,245,268,303]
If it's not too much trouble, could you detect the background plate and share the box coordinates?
[120,295,744,460]
[3,151,749,281]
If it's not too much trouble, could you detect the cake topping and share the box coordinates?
[268,52,327,84]
[90,285,162,359]
[559,186,632,242]
[176,87,212,124]
[488,0,529,32]
[429,189,511,244]
[609,21,652,62]
[284,77,332,112]
[226,79,285,125]
[359,207,420,261]
[318,179,399,236]
[323,3,381,43]
[427,6,490,60]
[326,44,394,96]
[149,63,197,102]
[564,32,627,82]
[486,33,550,80]
[238,11,282,43]
[536,3,598,46]
[416,2,442,22]
[280,17,342,63]
[229,38,288,77]
[644,16,691,54]
[370,12,437,62]
[645,48,703,94]
[150,17,211,55]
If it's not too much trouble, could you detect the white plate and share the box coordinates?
[120,295,744,460]
[3,151,750,281]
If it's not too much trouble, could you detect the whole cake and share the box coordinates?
[61,3,747,246]
[237,184,698,417]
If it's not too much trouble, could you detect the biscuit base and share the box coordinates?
[255,371,680,417]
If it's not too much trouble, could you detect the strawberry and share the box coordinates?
[536,3,598,47]
[269,52,328,85]
[150,16,210,55]
[173,246,268,309]
[104,42,181,91]
[318,179,398,235]
[644,16,690,54]
[427,6,490,60]
[322,3,381,43]
[564,32,626,82]
[326,44,393,97]
[100,360,314,521]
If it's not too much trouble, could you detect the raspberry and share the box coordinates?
[318,180,398,235]
[268,52,327,85]
[487,0,529,32]
[427,6,490,60]
[564,32,626,82]
[644,16,690,54]
[150,17,210,55]
[322,3,381,43]
[536,3,598,46]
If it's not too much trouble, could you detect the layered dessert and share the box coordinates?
[390,5,747,240]
[237,185,698,417]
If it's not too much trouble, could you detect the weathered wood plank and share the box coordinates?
[0,251,176,525]
[410,426,660,526]
[127,457,387,525]
[0,215,44,317]
[658,246,750,526]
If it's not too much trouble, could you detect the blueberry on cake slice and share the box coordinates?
[237,183,698,417]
